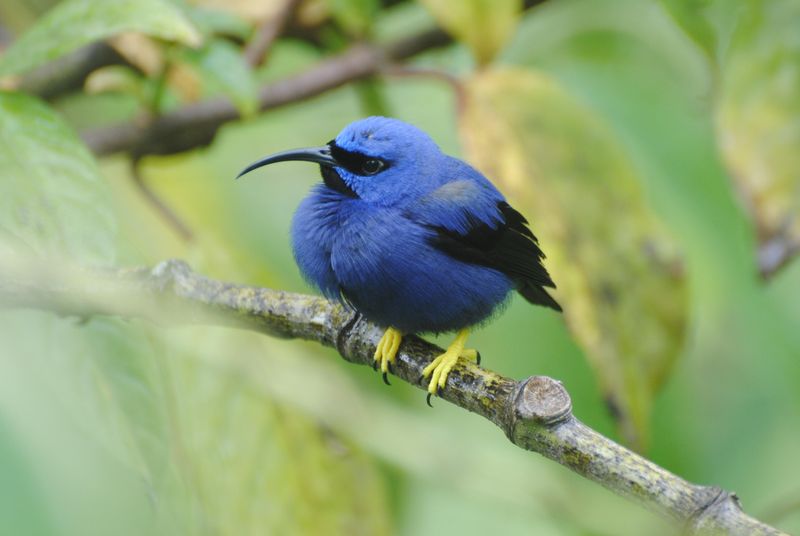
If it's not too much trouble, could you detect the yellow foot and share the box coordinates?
[421,329,474,406]
[373,327,403,385]
[460,348,481,365]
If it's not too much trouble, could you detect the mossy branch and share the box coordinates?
[0,258,786,535]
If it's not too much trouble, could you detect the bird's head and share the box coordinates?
[237,116,442,205]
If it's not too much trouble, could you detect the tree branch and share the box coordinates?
[243,0,302,68]
[77,0,553,159]
[0,257,786,535]
[80,28,452,158]
[18,42,130,100]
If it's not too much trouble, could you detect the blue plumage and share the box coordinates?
[238,116,559,396]
[291,181,512,333]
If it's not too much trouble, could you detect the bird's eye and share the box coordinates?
[361,158,385,175]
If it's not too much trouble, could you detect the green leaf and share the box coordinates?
[0,91,116,262]
[419,0,521,66]
[331,0,380,38]
[659,0,717,60]
[716,0,800,266]
[158,328,392,535]
[0,313,170,536]
[184,5,251,40]
[0,0,201,77]
[460,68,688,450]
[503,0,709,92]
[183,38,258,118]
[659,0,746,66]
[0,275,391,535]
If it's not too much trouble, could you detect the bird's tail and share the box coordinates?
[518,283,562,312]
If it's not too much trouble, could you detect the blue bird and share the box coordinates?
[238,117,560,402]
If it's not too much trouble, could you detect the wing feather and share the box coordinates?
[404,181,561,312]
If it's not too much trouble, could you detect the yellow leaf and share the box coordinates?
[109,33,164,76]
[716,1,800,273]
[460,68,688,450]
[85,65,144,96]
[420,0,521,66]
[191,0,288,21]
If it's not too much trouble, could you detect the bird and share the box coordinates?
[237,116,561,404]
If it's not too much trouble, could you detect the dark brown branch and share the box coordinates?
[0,256,787,536]
[243,0,301,67]
[81,28,452,158]
[19,42,129,100]
[77,0,549,157]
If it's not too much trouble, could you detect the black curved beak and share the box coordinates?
[236,146,337,179]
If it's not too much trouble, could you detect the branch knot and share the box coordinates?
[513,375,573,425]
[149,258,191,293]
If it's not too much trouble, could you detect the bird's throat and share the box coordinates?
[320,165,358,198]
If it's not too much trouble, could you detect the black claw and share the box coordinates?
[426,393,434,407]
[476,351,482,366]
[387,361,393,374]
[382,371,391,386]
[372,360,378,371]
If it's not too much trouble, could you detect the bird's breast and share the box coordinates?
[290,185,357,299]
[292,187,512,333]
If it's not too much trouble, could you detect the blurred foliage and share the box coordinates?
[658,0,736,65]
[0,91,115,260]
[182,38,258,115]
[0,3,390,536]
[420,0,521,66]
[716,0,800,251]
[1,0,799,535]
[460,68,686,451]
[0,0,200,77]
[331,0,380,38]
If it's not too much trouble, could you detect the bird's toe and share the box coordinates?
[422,348,459,396]
[421,328,471,403]
[373,327,402,386]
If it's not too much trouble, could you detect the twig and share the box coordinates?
[243,0,301,67]
[0,256,787,536]
[758,233,800,280]
[129,159,193,241]
[81,28,452,158]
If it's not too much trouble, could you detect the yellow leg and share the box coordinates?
[373,327,403,385]
[422,329,476,403]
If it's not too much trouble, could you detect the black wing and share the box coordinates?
[428,201,562,312]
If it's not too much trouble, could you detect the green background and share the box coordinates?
[1,0,798,534]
